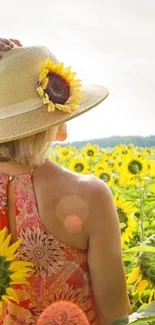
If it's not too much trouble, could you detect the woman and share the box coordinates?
[0,38,131,325]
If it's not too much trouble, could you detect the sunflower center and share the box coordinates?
[128,160,143,175]
[117,208,128,229]
[46,73,70,104]
[107,160,114,167]
[63,151,69,156]
[139,253,155,284]
[99,173,110,182]
[122,149,128,154]
[75,163,84,172]
[87,150,94,157]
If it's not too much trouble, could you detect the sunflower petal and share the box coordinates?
[127,267,140,284]
[5,253,19,262]
[9,261,33,272]
[6,287,19,304]
[55,104,64,111]
[10,279,30,285]
[42,78,49,90]
[2,295,10,304]
[131,283,137,295]
[43,94,49,104]
[44,58,53,70]
[137,280,148,302]
[0,227,7,246]
[39,69,49,83]
[136,273,142,284]
[3,239,22,259]
[69,104,79,111]
[10,272,31,281]
[66,72,77,81]
[70,79,82,86]
[64,105,72,113]
[48,102,55,112]
[149,289,155,303]
[56,63,64,74]
[63,67,72,77]
[37,86,44,97]
[66,93,82,104]
[59,63,65,73]
[10,269,32,277]
[0,234,11,255]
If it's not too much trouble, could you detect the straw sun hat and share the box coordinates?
[0,46,109,143]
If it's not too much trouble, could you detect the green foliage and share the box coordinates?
[125,247,155,254]
[49,143,155,322]
[111,302,155,325]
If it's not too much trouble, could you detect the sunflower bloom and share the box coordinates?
[127,235,155,303]
[119,153,149,186]
[82,144,99,160]
[68,158,90,174]
[114,196,137,247]
[37,59,83,114]
[0,228,33,315]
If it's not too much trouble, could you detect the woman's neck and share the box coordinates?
[0,161,32,176]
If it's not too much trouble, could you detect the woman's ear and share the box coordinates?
[56,123,68,141]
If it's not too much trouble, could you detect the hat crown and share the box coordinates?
[0,45,109,143]
[0,46,58,111]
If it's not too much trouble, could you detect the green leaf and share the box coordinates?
[125,246,155,254]
[110,317,129,325]
[111,302,155,325]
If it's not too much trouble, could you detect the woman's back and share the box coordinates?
[0,39,130,325]
[0,160,99,324]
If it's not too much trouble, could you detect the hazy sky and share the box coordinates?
[1,0,155,141]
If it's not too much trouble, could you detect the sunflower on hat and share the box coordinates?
[37,59,83,113]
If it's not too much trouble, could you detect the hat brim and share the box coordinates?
[0,84,109,143]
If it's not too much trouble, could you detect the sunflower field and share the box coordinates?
[49,143,155,324]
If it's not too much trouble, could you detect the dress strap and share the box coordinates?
[30,165,37,176]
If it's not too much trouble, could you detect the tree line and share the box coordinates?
[56,135,155,148]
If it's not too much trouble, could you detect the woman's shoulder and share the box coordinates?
[35,159,112,204]
[33,159,115,250]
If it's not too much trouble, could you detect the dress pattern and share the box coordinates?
[0,172,99,324]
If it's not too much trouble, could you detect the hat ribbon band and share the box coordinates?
[0,97,43,119]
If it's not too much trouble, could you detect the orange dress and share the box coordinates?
[0,172,100,324]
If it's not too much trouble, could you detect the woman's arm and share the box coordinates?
[88,179,131,325]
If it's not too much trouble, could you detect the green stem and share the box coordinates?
[138,178,144,242]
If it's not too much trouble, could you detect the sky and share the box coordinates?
[1,0,155,142]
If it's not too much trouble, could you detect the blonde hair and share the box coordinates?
[0,127,58,167]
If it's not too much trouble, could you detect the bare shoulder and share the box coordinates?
[34,159,118,251]
[37,159,109,191]
[35,159,112,205]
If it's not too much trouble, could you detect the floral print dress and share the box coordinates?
[0,172,99,324]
